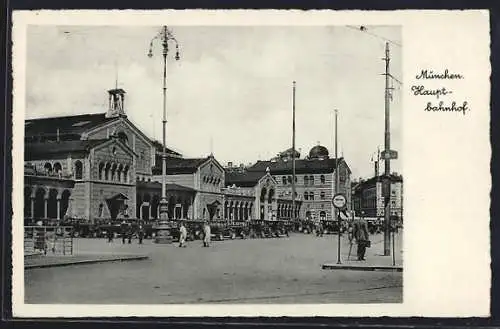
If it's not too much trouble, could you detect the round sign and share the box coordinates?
[332,193,347,209]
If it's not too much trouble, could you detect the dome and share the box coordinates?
[309,145,329,159]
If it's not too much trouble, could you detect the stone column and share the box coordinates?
[139,203,143,220]
[30,197,35,219]
[56,198,61,220]
[44,197,48,219]
[148,204,152,220]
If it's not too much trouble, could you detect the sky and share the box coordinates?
[26,25,402,179]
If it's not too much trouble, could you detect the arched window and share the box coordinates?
[320,175,326,184]
[304,175,309,186]
[104,163,111,180]
[117,164,123,182]
[123,166,129,183]
[99,162,105,180]
[74,161,83,179]
[309,175,315,185]
[320,191,326,200]
[309,192,315,200]
[44,162,52,174]
[117,131,129,145]
[53,162,62,175]
[304,192,309,200]
[111,163,117,181]
[282,176,287,185]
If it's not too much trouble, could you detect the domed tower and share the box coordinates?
[308,143,330,160]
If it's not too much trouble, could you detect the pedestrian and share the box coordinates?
[203,221,211,247]
[179,221,187,248]
[107,222,114,243]
[120,220,127,244]
[353,216,370,261]
[127,223,133,244]
[138,224,144,244]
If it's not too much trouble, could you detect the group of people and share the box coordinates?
[178,221,212,248]
[106,221,145,245]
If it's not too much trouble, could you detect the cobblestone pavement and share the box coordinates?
[25,232,403,304]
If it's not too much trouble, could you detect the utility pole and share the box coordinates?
[292,81,296,222]
[383,42,392,256]
[335,109,341,264]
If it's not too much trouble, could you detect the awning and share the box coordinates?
[107,193,129,201]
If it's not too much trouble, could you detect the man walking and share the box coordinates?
[138,223,144,244]
[203,221,211,247]
[353,216,370,261]
[179,221,187,248]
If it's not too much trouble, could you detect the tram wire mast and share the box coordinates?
[292,81,297,223]
[382,42,393,256]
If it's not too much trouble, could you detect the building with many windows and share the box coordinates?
[23,87,300,224]
[351,174,403,220]
[246,144,352,221]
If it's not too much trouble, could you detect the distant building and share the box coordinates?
[224,170,302,221]
[351,174,403,220]
[246,144,352,221]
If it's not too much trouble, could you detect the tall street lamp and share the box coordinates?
[148,26,180,222]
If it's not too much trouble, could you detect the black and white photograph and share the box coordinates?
[12,10,490,317]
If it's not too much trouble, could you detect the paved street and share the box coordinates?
[25,232,403,304]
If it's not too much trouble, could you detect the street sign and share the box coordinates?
[332,193,347,209]
[381,149,398,160]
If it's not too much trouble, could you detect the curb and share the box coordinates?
[322,263,403,272]
[25,255,149,269]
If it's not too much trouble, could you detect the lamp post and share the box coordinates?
[148,26,180,222]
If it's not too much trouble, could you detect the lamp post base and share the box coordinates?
[154,199,172,244]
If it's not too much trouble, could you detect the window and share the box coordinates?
[309,175,314,185]
[320,175,325,184]
[74,161,83,179]
[282,176,287,185]
[44,162,52,174]
[320,191,325,200]
[309,192,314,200]
[304,193,309,200]
[287,176,292,184]
[117,131,129,145]
[304,176,309,186]
[98,204,104,217]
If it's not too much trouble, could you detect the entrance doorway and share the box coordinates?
[106,193,128,220]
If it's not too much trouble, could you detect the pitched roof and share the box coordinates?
[152,157,209,175]
[136,181,196,192]
[225,171,267,187]
[353,174,404,192]
[247,158,342,175]
[151,140,183,157]
[25,113,117,140]
[25,139,109,159]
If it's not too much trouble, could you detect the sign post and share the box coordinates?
[332,193,347,264]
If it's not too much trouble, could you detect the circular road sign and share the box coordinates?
[332,193,347,209]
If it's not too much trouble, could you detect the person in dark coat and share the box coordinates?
[138,224,144,244]
[120,220,127,244]
[127,223,133,244]
[353,217,370,261]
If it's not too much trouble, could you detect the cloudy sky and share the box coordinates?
[26,25,402,179]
